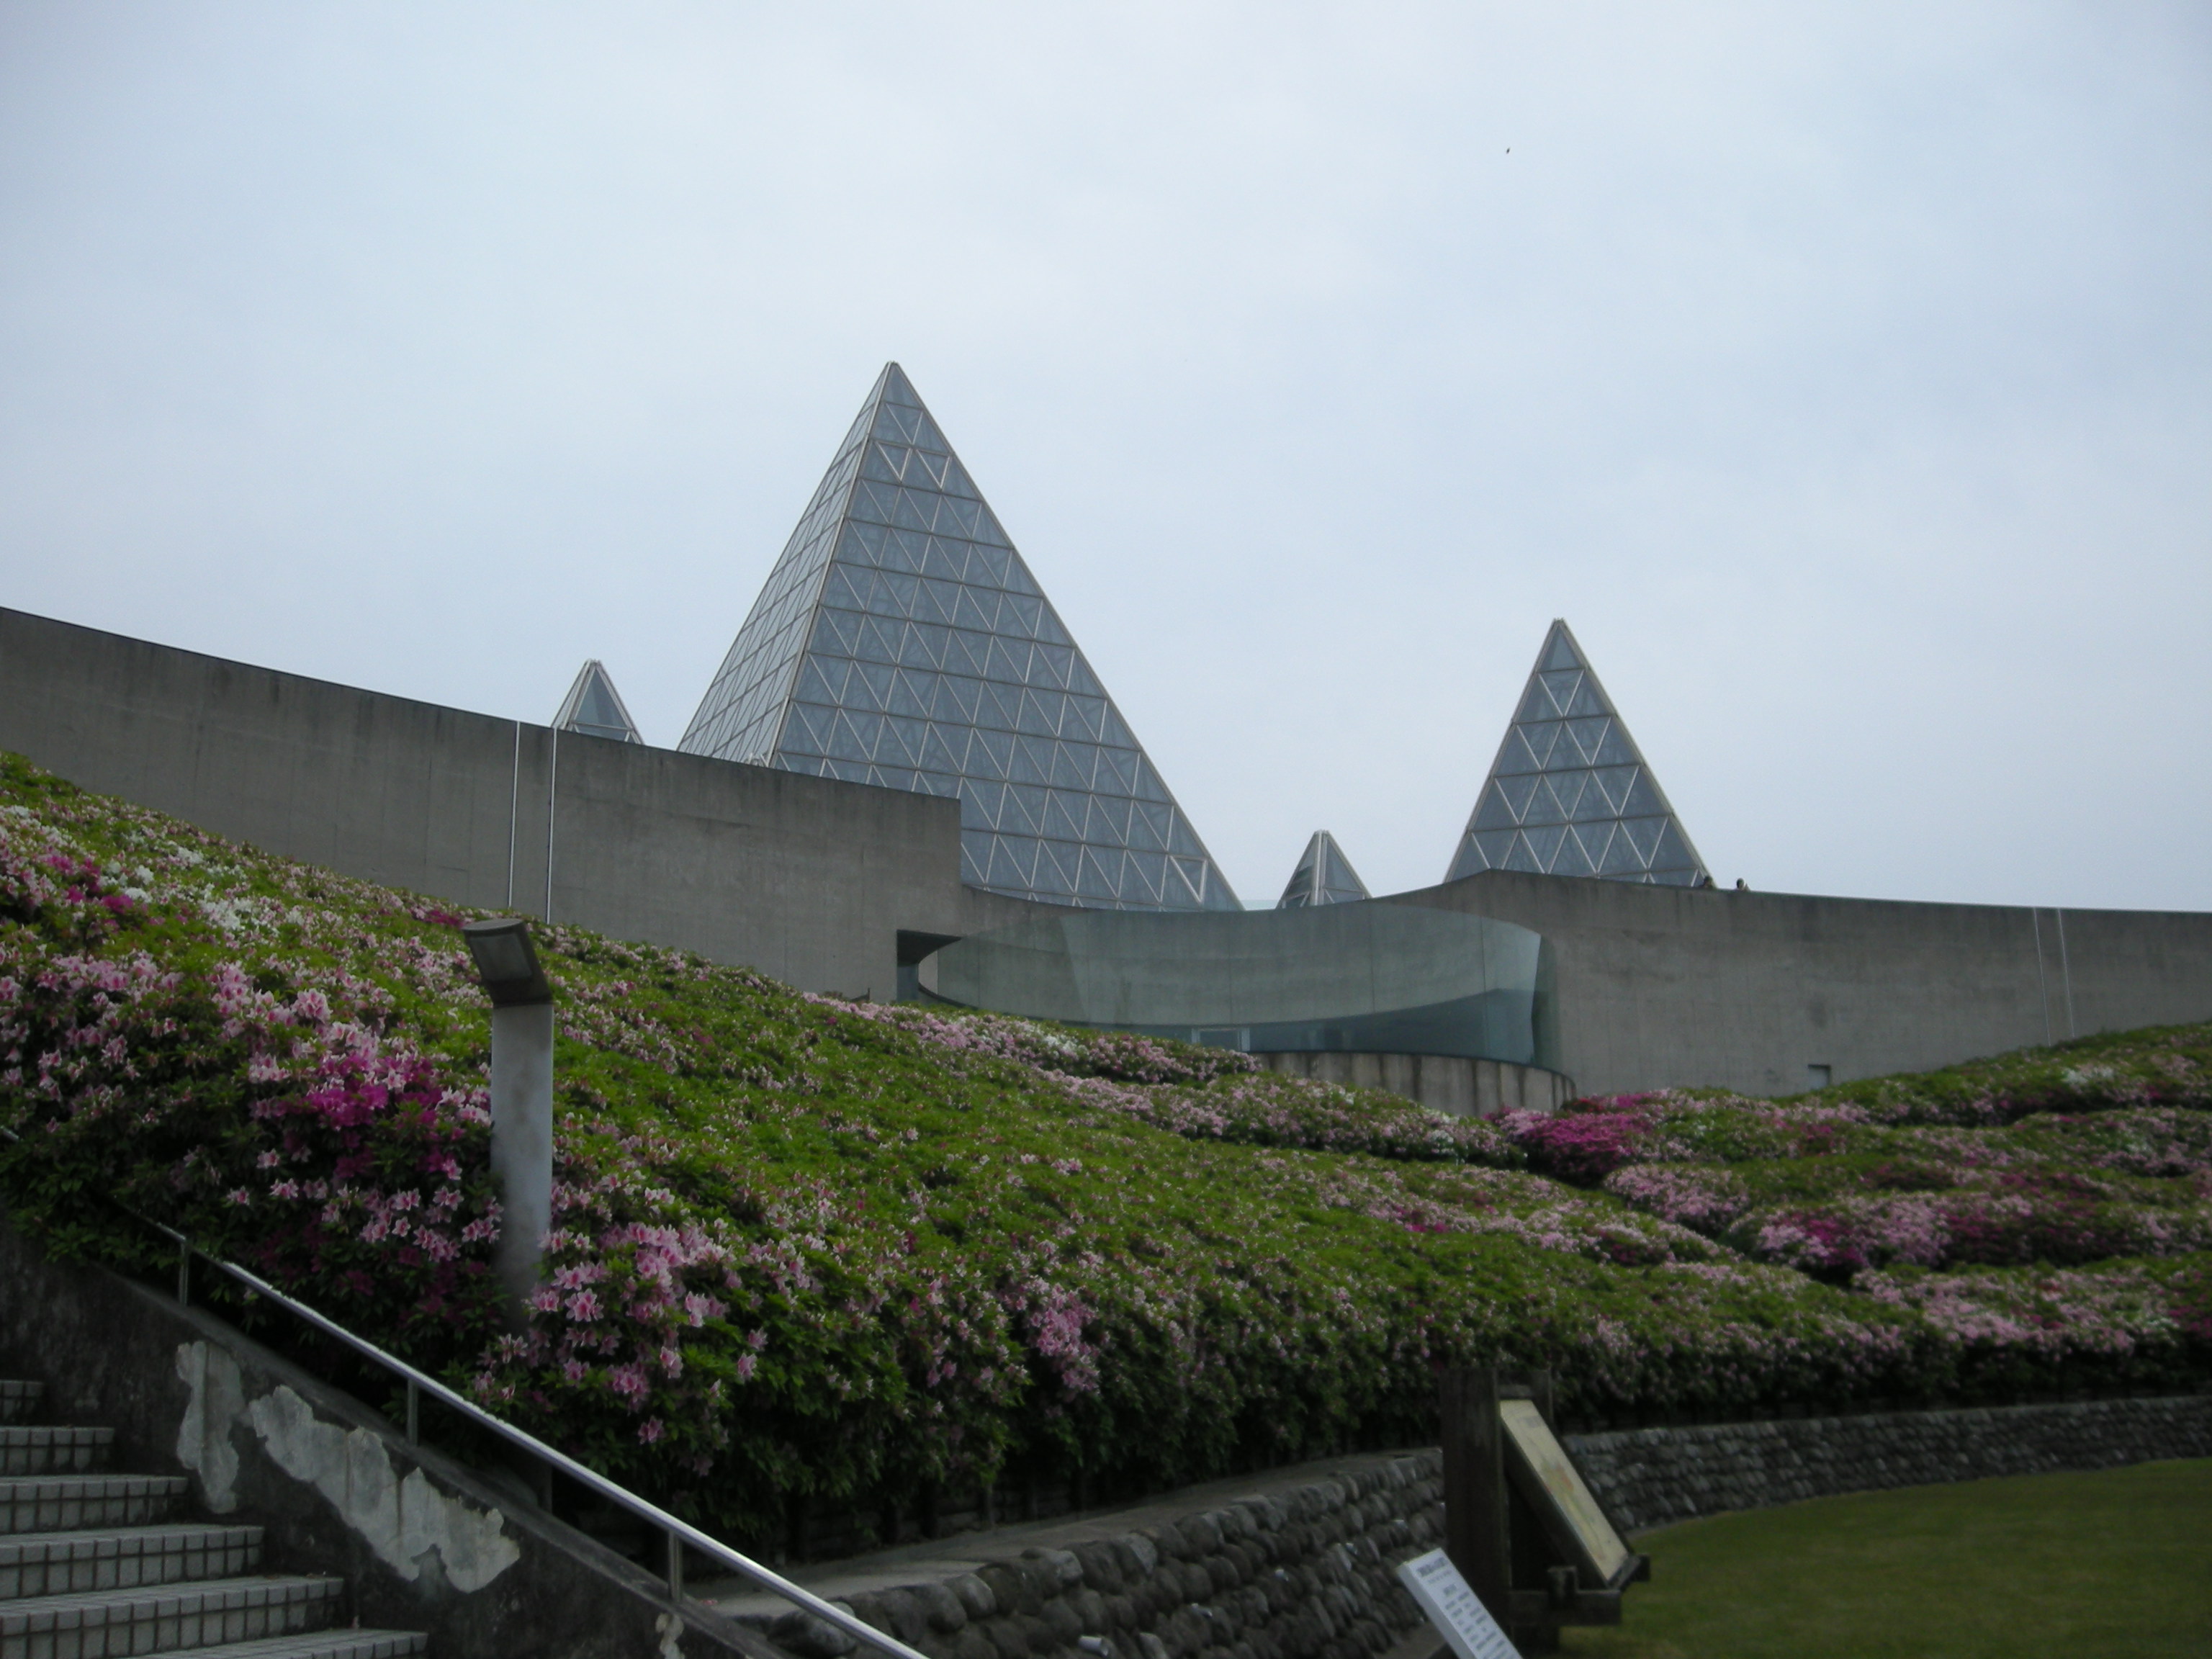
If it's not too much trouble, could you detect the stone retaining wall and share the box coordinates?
[1563,1394,2212,1532]
[712,1453,1445,1659]
[729,1393,2212,1659]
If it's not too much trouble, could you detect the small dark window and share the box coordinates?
[1807,1064,1833,1089]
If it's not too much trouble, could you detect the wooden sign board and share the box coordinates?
[1396,1548,1521,1659]
[1498,1398,1631,1586]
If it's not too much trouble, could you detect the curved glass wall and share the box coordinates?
[920,901,1558,1069]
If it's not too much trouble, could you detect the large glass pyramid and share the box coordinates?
[678,363,1239,912]
[1447,619,1708,886]
[553,659,644,744]
[1277,830,1371,908]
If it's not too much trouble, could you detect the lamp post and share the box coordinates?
[462,917,555,1326]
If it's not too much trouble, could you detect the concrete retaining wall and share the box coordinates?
[1561,1395,2212,1532]
[718,1393,2212,1659]
[1251,1054,1575,1119]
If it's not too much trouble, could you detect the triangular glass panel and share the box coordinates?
[1516,680,1560,723]
[1041,791,1087,842]
[1619,816,1666,863]
[1551,830,1596,878]
[1084,795,1133,845]
[1501,833,1547,873]
[1470,829,1516,868]
[1589,765,1639,813]
[1539,670,1581,710]
[1496,773,1540,822]
[1444,619,1707,887]
[1471,783,1519,832]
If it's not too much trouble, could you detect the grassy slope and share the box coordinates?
[1563,1460,2212,1659]
[1,751,2206,1552]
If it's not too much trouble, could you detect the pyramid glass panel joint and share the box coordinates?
[553,660,644,745]
[1277,831,1372,909]
[679,363,1239,912]
[1447,620,1708,887]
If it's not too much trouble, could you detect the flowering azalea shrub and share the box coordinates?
[2,751,2208,1555]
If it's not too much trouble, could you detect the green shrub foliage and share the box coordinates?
[1,752,2206,1552]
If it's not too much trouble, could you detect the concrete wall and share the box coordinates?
[1252,1053,1575,1119]
[6,606,2209,1098]
[0,607,966,999]
[1391,871,2212,1097]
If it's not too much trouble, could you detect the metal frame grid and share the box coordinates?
[679,364,1238,911]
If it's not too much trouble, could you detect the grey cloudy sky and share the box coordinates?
[4,3,2207,913]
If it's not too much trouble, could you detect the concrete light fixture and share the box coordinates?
[462,918,554,1325]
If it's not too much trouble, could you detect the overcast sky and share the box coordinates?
[3,3,2207,914]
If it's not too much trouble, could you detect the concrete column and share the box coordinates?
[490,1002,555,1321]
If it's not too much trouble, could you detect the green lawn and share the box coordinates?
[1561,1460,2212,1659]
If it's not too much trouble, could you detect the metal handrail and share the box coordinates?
[0,1125,927,1659]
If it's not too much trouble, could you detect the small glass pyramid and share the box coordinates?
[553,660,644,745]
[678,363,1239,912]
[1447,620,1707,886]
[1277,831,1371,908]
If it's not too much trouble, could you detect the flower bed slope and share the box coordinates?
[0,752,2204,1555]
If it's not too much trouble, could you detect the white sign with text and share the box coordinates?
[1394,1549,1520,1659]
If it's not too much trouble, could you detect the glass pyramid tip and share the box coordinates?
[1278,830,1372,908]
[1446,620,1708,887]
[553,659,645,745]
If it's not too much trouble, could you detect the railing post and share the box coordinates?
[666,1526,685,1601]
[405,1378,420,1445]
[177,1242,191,1307]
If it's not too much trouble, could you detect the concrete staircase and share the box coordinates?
[0,1375,427,1659]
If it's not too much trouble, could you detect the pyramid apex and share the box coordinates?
[1445,623,1705,887]
[677,367,1238,912]
[1278,830,1370,909]
[553,658,644,745]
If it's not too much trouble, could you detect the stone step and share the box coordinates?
[0,1573,345,1659]
[0,1428,114,1478]
[0,1476,187,1536]
[0,1523,265,1601]
[0,1389,38,1428]
[155,1634,428,1659]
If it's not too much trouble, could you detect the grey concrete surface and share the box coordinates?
[1390,870,2212,1097]
[0,606,965,998]
[0,1207,774,1659]
[6,605,2208,1097]
[1251,1053,1575,1118]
